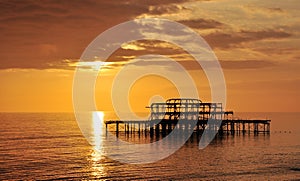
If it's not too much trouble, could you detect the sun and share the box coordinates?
[96,111,104,121]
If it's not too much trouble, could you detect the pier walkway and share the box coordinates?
[104,98,271,136]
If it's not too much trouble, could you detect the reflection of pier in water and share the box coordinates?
[105,98,271,138]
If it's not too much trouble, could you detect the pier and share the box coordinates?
[105,98,271,137]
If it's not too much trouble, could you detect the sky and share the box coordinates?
[0,0,299,113]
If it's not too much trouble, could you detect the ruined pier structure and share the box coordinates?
[105,98,271,136]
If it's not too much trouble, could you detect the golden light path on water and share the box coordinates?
[93,111,104,151]
[90,111,106,177]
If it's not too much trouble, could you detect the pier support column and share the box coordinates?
[150,123,154,137]
[116,122,119,137]
[155,124,160,136]
[230,122,235,134]
[168,123,172,133]
[226,122,229,132]
[138,123,141,137]
[219,123,224,135]
[254,123,258,134]
[162,124,166,136]
[105,123,108,136]
[248,123,250,134]
[242,123,245,134]
[116,122,119,132]
[127,124,130,134]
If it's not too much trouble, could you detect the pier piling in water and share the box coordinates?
[104,98,271,137]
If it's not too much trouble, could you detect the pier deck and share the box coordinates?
[104,98,271,136]
[105,119,271,135]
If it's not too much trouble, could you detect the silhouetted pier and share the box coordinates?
[105,98,271,137]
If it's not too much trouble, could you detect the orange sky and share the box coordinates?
[0,0,299,112]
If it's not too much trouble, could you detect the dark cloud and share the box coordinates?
[178,19,224,29]
[220,60,275,69]
[244,5,285,14]
[0,0,208,70]
[228,78,300,92]
[240,30,291,40]
[190,59,276,70]
[253,47,296,55]
[129,0,193,6]
[0,0,293,70]
[148,4,187,15]
[267,7,284,12]
[0,0,149,69]
[205,29,292,49]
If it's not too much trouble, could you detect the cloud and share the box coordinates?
[178,18,224,29]
[220,60,275,69]
[205,29,292,49]
[0,0,297,70]
[0,0,150,70]
[0,0,207,70]
[164,59,275,70]
[243,5,285,15]
[105,40,185,63]
[148,4,187,15]
[253,47,297,56]
[118,59,276,71]
[229,78,300,92]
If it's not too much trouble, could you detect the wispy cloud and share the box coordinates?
[178,18,224,29]
[205,29,292,49]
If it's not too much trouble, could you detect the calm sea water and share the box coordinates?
[0,112,299,180]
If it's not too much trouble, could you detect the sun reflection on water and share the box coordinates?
[90,150,106,178]
[93,111,104,151]
[90,111,106,178]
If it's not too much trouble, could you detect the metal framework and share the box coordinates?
[105,98,271,136]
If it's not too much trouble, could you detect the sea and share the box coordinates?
[0,112,299,180]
